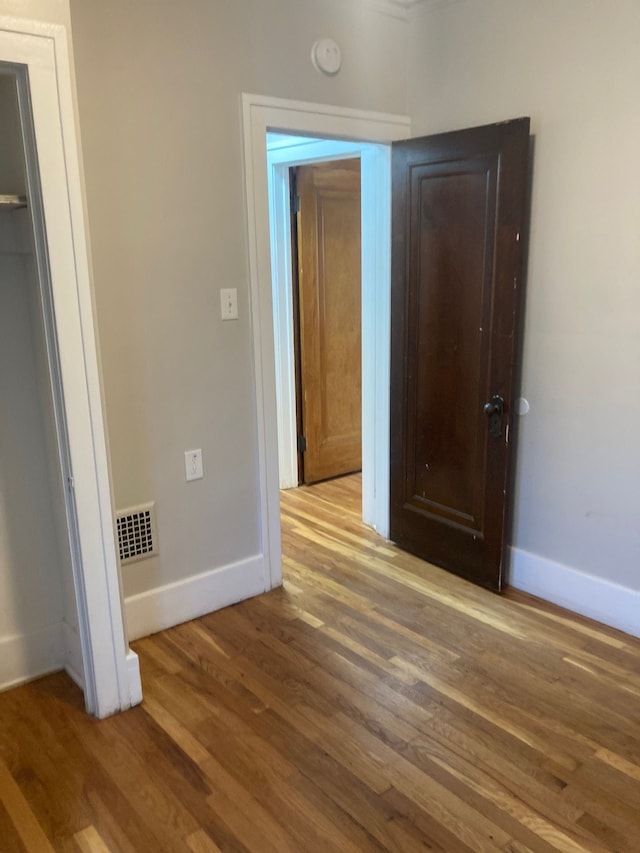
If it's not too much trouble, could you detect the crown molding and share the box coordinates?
[333,0,460,22]
[410,0,468,17]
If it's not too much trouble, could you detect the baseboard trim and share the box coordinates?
[125,554,267,641]
[126,650,143,707]
[0,622,64,692]
[63,621,85,691]
[509,547,640,638]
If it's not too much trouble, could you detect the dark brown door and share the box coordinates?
[390,119,530,591]
[295,159,362,485]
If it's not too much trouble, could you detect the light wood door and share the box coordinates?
[390,119,530,591]
[295,159,362,485]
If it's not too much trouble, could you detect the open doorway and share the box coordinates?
[0,71,84,691]
[247,97,530,601]
[267,134,369,491]
[266,130,396,538]
[242,94,410,591]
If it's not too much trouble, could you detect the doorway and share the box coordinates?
[265,128,401,542]
[243,94,410,590]
[0,72,83,690]
[245,96,528,597]
[267,136,370,490]
[0,19,141,717]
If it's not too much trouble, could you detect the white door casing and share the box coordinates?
[0,16,142,717]
[242,94,411,588]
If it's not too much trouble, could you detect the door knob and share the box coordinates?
[484,395,504,437]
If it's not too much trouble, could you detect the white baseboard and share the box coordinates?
[63,621,85,691]
[126,650,143,707]
[0,622,64,692]
[124,554,267,641]
[509,547,640,638]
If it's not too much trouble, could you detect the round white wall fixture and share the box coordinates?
[311,38,342,76]
[515,397,530,416]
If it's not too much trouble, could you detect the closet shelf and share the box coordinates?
[0,194,27,210]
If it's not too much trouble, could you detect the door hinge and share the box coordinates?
[292,193,300,215]
[297,435,307,453]
[67,475,75,490]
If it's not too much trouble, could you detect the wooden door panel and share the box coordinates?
[390,120,530,590]
[297,160,362,484]
[406,157,497,531]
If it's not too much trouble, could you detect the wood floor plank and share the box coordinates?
[185,828,224,852]
[0,694,98,846]
[204,731,383,853]
[73,824,112,852]
[399,736,604,853]
[0,757,55,852]
[0,798,29,853]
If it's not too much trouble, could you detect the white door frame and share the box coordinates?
[0,16,142,717]
[242,94,410,588]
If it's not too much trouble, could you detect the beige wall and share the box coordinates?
[69,0,409,598]
[408,0,640,589]
[0,0,70,26]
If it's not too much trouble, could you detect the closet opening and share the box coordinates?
[0,67,86,695]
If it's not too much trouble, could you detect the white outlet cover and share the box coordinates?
[220,287,238,321]
[185,448,203,481]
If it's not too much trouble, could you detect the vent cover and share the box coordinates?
[116,502,157,565]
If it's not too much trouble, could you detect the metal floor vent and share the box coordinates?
[116,502,157,564]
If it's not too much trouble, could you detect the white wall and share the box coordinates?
[68,0,408,624]
[408,0,640,630]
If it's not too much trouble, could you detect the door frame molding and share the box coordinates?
[242,94,410,587]
[0,16,141,717]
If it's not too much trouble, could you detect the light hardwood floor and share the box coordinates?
[1,474,640,851]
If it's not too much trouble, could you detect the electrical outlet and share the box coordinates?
[185,449,203,481]
[220,287,238,321]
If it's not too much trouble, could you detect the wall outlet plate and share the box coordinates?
[185,448,203,481]
[220,288,238,320]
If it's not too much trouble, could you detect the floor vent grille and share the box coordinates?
[116,503,157,564]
